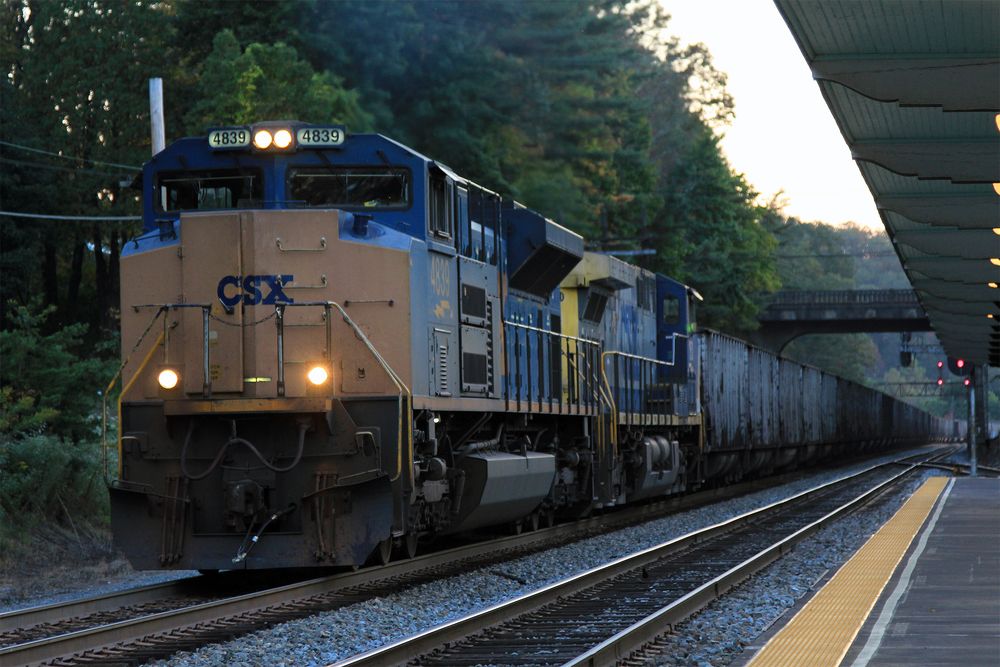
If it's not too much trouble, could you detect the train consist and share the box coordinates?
[109,122,952,570]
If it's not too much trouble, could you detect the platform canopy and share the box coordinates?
[775,0,1000,367]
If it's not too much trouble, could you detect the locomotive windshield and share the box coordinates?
[156,169,263,212]
[287,166,410,209]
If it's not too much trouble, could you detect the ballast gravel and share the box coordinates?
[633,469,948,667]
[144,447,944,667]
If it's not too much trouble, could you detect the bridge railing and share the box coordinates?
[762,289,921,308]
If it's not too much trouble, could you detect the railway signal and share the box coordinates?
[947,357,970,376]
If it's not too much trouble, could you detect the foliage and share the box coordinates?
[645,124,779,331]
[0,302,115,442]
[0,433,109,533]
[0,302,113,535]
[784,334,878,385]
[185,31,373,132]
[0,0,165,333]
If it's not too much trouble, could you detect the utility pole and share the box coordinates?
[149,78,165,156]
[968,366,977,477]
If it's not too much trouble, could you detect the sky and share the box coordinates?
[663,0,884,230]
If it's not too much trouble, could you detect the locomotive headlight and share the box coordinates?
[158,368,180,390]
[273,129,293,149]
[253,129,273,149]
[307,365,329,385]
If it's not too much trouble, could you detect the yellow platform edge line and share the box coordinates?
[746,476,949,667]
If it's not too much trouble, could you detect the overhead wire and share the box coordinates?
[0,210,141,221]
[0,155,129,177]
[0,139,142,170]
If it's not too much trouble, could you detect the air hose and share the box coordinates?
[180,420,308,480]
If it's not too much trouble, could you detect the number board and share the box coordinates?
[207,127,251,150]
[296,126,346,148]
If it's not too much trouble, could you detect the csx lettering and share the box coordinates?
[217,275,294,307]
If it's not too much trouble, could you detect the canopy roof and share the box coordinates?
[775,0,1000,366]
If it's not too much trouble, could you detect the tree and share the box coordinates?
[185,31,373,132]
[645,123,778,332]
[1,0,170,334]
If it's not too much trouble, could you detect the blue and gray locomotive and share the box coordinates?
[109,122,948,570]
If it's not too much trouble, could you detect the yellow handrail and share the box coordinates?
[326,302,412,486]
[600,348,679,447]
[101,308,166,483]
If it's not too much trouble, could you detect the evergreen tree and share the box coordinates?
[185,31,373,131]
[1,0,171,333]
[647,123,778,332]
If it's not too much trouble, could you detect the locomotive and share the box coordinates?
[109,122,950,570]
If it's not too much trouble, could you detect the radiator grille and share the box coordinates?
[438,344,449,394]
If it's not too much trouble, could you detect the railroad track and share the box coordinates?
[332,449,951,667]
[918,460,1000,477]
[0,446,947,667]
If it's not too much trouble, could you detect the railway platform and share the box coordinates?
[743,476,1000,667]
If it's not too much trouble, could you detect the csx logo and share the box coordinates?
[217,275,294,308]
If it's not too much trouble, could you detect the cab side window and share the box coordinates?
[429,176,453,240]
[456,186,470,252]
[461,185,499,265]
[662,295,680,325]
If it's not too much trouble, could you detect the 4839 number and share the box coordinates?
[208,129,249,147]
[297,127,345,146]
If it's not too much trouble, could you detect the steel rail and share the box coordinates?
[0,577,198,634]
[917,460,1000,476]
[0,447,946,666]
[329,449,949,667]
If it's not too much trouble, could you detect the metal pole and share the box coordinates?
[149,78,165,155]
[969,367,977,477]
[276,305,285,397]
[202,306,211,398]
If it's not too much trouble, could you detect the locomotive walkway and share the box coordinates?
[750,289,931,352]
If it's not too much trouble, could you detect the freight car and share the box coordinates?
[107,122,952,570]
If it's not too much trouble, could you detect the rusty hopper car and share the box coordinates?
[107,122,954,570]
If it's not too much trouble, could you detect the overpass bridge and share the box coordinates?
[748,289,931,352]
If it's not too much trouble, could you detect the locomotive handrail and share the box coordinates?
[289,301,412,487]
[502,320,598,346]
[132,302,213,397]
[600,333,688,437]
[503,320,606,414]
[101,306,167,483]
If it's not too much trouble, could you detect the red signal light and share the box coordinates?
[963,378,971,387]
[956,359,965,369]
[937,378,944,386]
[937,361,944,368]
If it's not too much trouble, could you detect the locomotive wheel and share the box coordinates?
[368,537,393,566]
[377,537,393,565]
[528,512,540,532]
[511,519,524,535]
[404,531,418,559]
